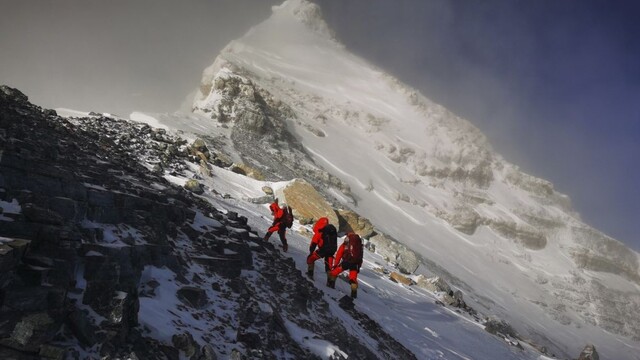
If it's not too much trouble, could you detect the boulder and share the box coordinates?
[389,272,413,286]
[368,233,420,274]
[276,179,338,226]
[108,291,139,327]
[172,332,200,358]
[191,138,209,154]
[485,318,518,338]
[230,163,265,181]
[261,186,273,195]
[66,308,98,346]
[211,152,233,168]
[441,292,455,305]
[577,344,599,360]
[416,276,452,294]
[83,281,138,333]
[177,286,209,309]
[247,195,274,204]
[184,179,204,194]
[6,238,31,259]
[436,206,482,235]
[201,344,218,360]
[441,290,465,307]
[199,161,212,177]
[39,344,65,360]
[1,312,57,351]
[336,209,375,238]
[230,349,243,360]
[237,330,262,348]
[451,290,465,307]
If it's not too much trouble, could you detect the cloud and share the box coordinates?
[0,0,280,115]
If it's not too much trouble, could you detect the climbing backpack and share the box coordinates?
[321,224,338,254]
[343,233,363,264]
[283,206,294,228]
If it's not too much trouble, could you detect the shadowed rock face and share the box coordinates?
[0,86,415,359]
[0,85,203,357]
[571,226,640,284]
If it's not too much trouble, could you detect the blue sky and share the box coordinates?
[1,0,638,250]
[317,0,640,250]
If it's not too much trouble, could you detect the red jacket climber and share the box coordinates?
[311,217,329,249]
[328,232,364,298]
[263,199,288,252]
[306,218,337,283]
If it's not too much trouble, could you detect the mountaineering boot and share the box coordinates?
[306,263,314,278]
[350,282,358,299]
[327,275,336,289]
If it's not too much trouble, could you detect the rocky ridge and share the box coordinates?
[0,86,414,359]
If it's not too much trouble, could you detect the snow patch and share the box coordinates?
[284,319,348,360]
[130,112,170,130]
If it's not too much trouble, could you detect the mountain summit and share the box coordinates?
[191,0,640,358]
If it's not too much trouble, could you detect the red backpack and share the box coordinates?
[282,206,294,228]
[343,233,363,263]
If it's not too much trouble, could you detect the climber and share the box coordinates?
[263,199,289,252]
[306,218,338,284]
[327,232,364,298]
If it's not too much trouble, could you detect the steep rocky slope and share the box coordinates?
[0,86,416,359]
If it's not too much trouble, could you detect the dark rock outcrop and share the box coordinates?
[577,344,599,360]
[0,86,218,357]
[485,318,518,338]
[177,286,209,309]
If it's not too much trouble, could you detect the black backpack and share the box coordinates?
[321,224,338,254]
[283,206,294,228]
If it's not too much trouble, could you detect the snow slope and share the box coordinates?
[144,0,640,358]
[203,169,553,360]
[163,155,545,360]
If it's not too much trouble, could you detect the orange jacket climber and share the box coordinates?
[310,217,329,248]
[306,218,337,281]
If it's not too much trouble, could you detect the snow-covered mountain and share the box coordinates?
[182,0,640,358]
[2,0,638,359]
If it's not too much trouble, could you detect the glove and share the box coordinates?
[309,243,317,255]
